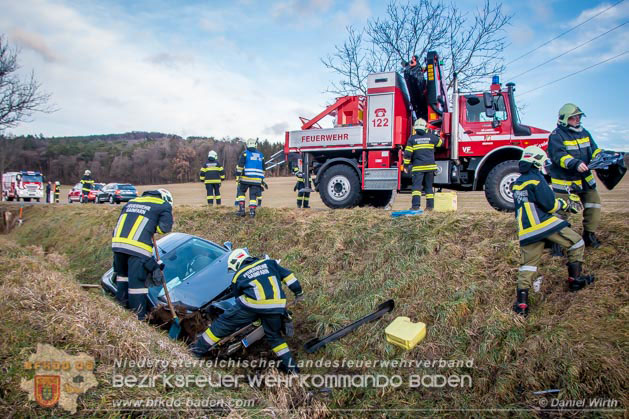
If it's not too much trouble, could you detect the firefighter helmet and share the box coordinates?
[55,181,60,185]
[208,150,218,159]
[558,103,585,127]
[246,138,258,148]
[84,170,91,176]
[227,248,250,272]
[157,188,173,205]
[413,118,427,131]
[521,146,547,168]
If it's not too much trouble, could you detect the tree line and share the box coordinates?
[0,132,288,185]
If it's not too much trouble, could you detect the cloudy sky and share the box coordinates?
[1,0,627,150]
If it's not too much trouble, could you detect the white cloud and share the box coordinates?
[9,27,58,62]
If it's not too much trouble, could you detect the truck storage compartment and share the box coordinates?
[364,168,398,190]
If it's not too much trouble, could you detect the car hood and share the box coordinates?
[101,232,234,312]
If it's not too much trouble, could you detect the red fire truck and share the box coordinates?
[284,51,549,211]
[1,171,44,202]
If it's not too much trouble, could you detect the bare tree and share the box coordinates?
[0,34,53,130]
[321,0,510,95]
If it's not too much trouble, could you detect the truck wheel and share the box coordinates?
[24,198,31,202]
[319,164,362,209]
[484,160,519,212]
[360,190,393,208]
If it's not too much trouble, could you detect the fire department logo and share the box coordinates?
[20,344,97,413]
[34,375,61,408]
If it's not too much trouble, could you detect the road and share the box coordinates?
[43,174,629,212]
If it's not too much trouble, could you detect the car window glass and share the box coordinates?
[466,94,508,122]
[119,184,135,190]
[161,238,226,283]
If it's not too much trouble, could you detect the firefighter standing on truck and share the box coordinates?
[291,161,311,208]
[235,138,265,218]
[111,189,173,320]
[403,118,443,210]
[548,103,604,248]
[200,150,225,206]
[54,181,60,203]
[190,248,304,373]
[80,170,95,203]
[512,146,594,316]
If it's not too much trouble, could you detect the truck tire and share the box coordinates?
[484,160,519,212]
[360,190,393,208]
[319,164,362,209]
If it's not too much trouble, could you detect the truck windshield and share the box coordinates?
[466,95,508,122]
[22,175,43,182]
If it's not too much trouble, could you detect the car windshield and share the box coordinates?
[22,175,43,182]
[160,238,226,285]
[94,184,104,190]
[119,184,135,191]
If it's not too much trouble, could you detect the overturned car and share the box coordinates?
[101,232,266,353]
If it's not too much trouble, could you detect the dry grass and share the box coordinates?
[2,203,628,415]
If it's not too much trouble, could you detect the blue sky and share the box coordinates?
[1,0,627,150]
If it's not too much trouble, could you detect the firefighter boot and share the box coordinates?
[583,231,601,248]
[512,289,529,317]
[567,261,595,292]
[236,202,245,217]
[249,207,256,218]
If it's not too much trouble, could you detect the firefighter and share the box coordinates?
[403,118,443,210]
[54,181,60,203]
[291,162,311,208]
[80,170,95,203]
[235,138,265,218]
[512,146,594,316]
[190,248,304,373]
[199,150,225,206]
[111,189,173,320]
[46,181,52,203]
[548,103,604,248]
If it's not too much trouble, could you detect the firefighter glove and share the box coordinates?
[263,181,269,190]
[567,194,583,213]
[294,292,305,304]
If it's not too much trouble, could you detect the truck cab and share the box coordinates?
[1,171,44,202]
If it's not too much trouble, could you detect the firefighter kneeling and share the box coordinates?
[512,146,594,316]
[191,248,304,374]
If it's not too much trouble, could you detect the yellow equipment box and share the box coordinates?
[385,316,426,350]
[433,192,457,212]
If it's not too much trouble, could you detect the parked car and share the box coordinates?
[67,183,82,203]
[98,183,138,204]
[87,183,105,203]
[100,233,265,353]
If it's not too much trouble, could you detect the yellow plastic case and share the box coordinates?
[434,192,457,212]
[385,316,426,350]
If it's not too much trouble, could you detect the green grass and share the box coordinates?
[2,204,628,415]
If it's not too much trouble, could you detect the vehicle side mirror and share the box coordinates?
[483,92,495,118]
[223,241,232,251]
[492,118,501,129]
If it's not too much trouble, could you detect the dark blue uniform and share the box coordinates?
[236,148,265,215]
[403,129,442,209]
[111,190,173,319]
[199,158,225,205]
[192,258,303,373]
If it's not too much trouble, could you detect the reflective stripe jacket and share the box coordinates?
[403,130,443,172]
[236,148,265,185]
[548,125,602,193]
[513,164,569,246]
[111,191,173,258]
[54,184,60,195]
[231,259,302,314]
[80,175,94,192]
[199,159,225,184]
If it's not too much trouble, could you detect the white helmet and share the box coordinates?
[246,138,258,148]
[413,118,427,131]
[227,248,250,272]
[55,181,60,185]
[84,170,91,176]
[521,146,548,168]
[208,150,218,159]
[157,188,173,205]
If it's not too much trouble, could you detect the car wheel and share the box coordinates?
[68,196,72,204]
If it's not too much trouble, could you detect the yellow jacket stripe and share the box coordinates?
[512,179,540,190]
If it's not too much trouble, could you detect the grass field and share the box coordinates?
[55,174,629,212]
[1,201,627,415]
